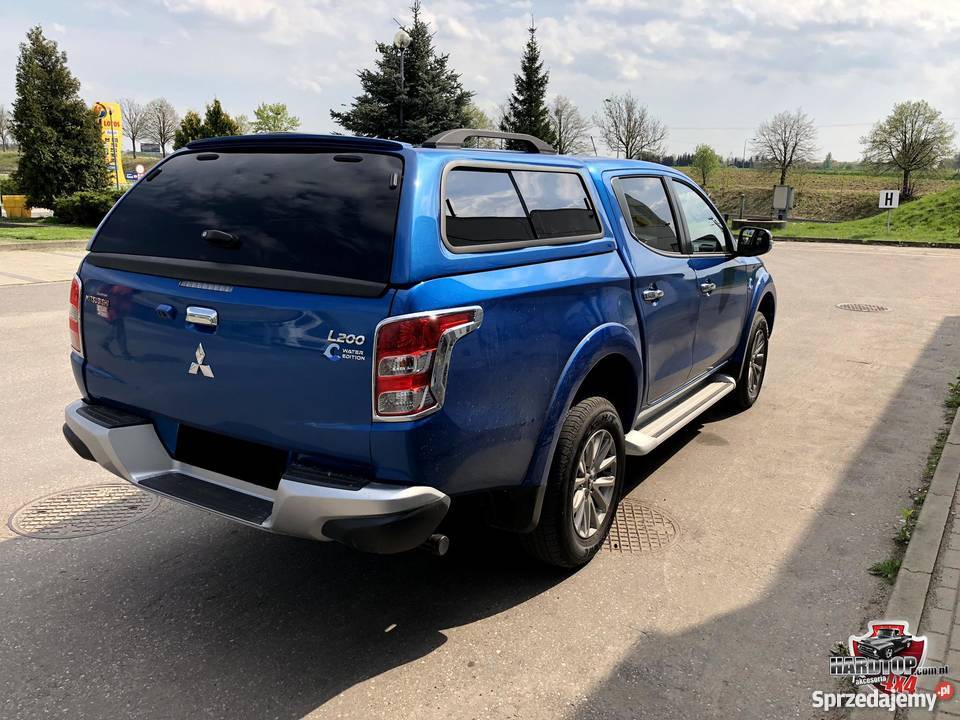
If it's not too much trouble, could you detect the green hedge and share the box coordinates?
[53,189,125,226]
[0,176,21,195]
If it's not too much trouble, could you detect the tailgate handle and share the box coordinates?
[186,306,218,327]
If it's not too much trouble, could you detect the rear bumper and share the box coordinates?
[63,400,449,553]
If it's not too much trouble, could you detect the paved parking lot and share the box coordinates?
[1,242,959,719]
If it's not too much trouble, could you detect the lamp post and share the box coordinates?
[393,29,412,135]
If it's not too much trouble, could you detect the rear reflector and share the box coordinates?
[69,274,83,356]
[373,307,482,420]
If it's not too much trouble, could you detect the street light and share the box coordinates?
[393,29,411,133]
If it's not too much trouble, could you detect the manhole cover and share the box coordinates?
[836,303,890,313]
[604,499,679,554]
[8,483,160,539]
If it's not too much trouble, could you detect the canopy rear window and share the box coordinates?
[91,150,403,285]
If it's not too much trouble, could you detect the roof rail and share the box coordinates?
[422,128,557,155]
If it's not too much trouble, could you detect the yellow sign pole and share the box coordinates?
[93,101,125,189]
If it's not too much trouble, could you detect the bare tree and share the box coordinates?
[143,98,180,157]
[234,114,253,135]
[119,98,148,158]
[751,109,817,185]
[861,100,956,200]
[549,96,590,155]
[0,104,9,152]
[594,93,666,159]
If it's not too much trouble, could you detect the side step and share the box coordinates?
[625,375,736,456]
[139,472,273,524]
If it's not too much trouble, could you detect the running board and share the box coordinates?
[625,375,736,455]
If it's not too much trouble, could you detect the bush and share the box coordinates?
[0,175,22,195]
[53,189,124,226]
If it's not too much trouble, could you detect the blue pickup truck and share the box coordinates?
[63,129,775,567]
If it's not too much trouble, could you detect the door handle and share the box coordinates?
[186,306,218,327]
[642,288,665,303]
[699,282,717,295]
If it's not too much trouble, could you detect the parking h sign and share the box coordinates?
[879,190,900,209]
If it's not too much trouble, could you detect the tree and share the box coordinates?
[0,104,10,152]
[691,144,721,186]
[751,109,817,185]
[252,102,300,133]
[173,100,240,150]
[461,103,497,148]
[10,26,106,208]
[860,100,956,200]
[202,99,240,137]
[119,98,148,157]
[822,151,833,170]
[173,110,203,150]
[144,98,179,156]
[234,114,252,135]
[549,95,590,155]
[499,21,555,147]
[331,1,473,144]
[594,93,666,159]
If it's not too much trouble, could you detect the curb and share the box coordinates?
[886,411,960,626]
[775,236,960,250]
[849,408,960,718]
[0,240,88,252]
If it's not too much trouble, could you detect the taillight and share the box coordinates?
[69,274,83,356]
[373,306,483,420]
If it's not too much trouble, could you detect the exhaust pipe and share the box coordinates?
[420,533,450,556]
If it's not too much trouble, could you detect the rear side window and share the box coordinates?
[444,167,600,249]
[614,176,680,254]
[92,150,403,283]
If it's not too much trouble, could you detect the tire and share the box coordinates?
[522,397,625,568]
[883,647,893,660]
[730,313,770,410]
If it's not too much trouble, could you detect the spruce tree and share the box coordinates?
[202,99,240,137]
[173,110,203,150]
[331,1,473,144]
[173,100,240,150]
[499,21,556,147]
[11,26,107,208]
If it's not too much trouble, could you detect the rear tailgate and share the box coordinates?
[78,141,404,467]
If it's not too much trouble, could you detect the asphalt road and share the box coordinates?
[1,243,959,719]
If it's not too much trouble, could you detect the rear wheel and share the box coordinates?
[523,397,625,568]
[730,314,769,410]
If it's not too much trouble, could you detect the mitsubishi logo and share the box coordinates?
[188,343,214,378]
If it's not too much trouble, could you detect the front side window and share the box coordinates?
[614,176,680,253]
[444,167,600,249]
[671,180,728,254]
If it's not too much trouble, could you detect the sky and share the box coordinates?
[1,0,959,161]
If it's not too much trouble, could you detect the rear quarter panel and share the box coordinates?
[370,250,636,495]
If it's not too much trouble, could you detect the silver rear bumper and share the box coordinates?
[64,400,449,548]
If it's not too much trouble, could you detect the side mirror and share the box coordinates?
[737,226,772,257]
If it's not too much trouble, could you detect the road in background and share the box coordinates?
[1,243,959,719]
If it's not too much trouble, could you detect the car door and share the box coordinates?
[607,174,701,403]
[670,179,751,377]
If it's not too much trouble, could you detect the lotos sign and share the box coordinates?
[93,101,125,187]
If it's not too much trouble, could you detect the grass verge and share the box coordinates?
[869,374,960,582]
[0,222,94,244]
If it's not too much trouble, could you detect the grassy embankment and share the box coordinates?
[784,186,960,244]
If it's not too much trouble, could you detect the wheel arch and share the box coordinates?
[499,323,642,533]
